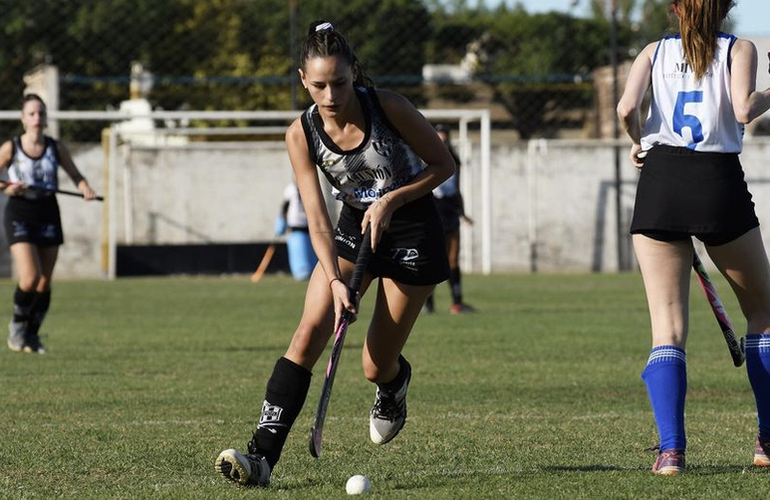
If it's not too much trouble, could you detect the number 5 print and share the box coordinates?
[673,90,704,149]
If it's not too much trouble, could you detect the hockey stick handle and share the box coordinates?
[309,226,373,458]
[692,253,745,367]
[21,183,104,201]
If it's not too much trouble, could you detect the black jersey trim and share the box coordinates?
[300,110,318,165]
[46,136,61,164]
[367,89,406,140]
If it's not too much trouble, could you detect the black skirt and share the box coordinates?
[335,194,450,286]
[4,195,64,246]
[630,145,758,236]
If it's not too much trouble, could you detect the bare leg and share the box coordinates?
[705,228,770,333]
[632,235,693,347]
[362,278,434,383]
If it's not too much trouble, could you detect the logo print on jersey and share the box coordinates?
[321,155,344,169]
[372,138,394,158]
[258,400,285,434]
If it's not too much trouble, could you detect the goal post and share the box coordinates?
[0,108,491,279]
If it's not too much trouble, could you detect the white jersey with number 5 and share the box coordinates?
[641,33,743,153]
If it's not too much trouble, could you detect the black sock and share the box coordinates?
[424,293,434,310]
[378,355,410,393]
[28,290,51,336]
[12,287,35,323]
[449,267,462,305]
[249,357,312,469]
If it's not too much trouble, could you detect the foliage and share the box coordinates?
[0,0,687,141]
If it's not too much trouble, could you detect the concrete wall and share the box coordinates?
[3,137,769,278]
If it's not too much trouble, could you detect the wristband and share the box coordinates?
[329,277,343,288]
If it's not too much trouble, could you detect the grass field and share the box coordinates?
[1,272,768,499]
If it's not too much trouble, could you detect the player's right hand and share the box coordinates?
[330,278,357,331]
[3,182,27,196]
[630,144,646,169]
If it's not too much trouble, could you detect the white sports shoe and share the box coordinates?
[369,360,411,444]
[7,319,26,352]
[215,448,271,487]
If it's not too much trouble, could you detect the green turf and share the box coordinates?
[0,272,767,499]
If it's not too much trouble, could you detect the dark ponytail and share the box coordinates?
[301,20,373,88]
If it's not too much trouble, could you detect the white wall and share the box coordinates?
[3,138,768,278]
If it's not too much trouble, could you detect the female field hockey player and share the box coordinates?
[215,20,454,486]
[423,124,475,315]
[0,93,97,353]
[617,0,770,475]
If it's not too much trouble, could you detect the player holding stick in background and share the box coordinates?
[0,93,98,353]
[617,0,770,475]
[215,20,454,486]
[423,124,475,315]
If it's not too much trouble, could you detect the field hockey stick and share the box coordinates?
[250,244,276,283]
[692,252,745,367]
[309,226,373,458]
[26,183,104,201]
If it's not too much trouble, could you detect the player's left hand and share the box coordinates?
[361,195,396,251]
[78,181,98,201]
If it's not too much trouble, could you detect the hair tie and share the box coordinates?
[315,22,334,32]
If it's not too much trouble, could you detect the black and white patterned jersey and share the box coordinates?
[301,87,424,210]
[8,136,59,199]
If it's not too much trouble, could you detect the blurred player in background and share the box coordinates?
[617,0,770,475]
[0,93,97,354]
[275,182,317,280]
[215,20,454,487]
[423,124,475,315]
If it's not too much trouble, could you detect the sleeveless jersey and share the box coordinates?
[301,87,424,210]
[8,136,60,200]
[641,33,743,153]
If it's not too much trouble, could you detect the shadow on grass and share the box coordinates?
[545,464,760,474]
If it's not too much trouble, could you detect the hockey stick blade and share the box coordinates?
[309,227,373,458]
[692,253,745,367]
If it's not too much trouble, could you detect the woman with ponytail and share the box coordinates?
[618,0,770,475]
[215,21,454,487]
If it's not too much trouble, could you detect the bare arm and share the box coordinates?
[363,89,456,246]
[56,141,98,200]
[285,119,354,326]
[730,39,770,124]
[286,119,339,281]
[617,42,655,168]
[0,140,13,192]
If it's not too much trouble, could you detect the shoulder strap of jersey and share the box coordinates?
[364,88,401,138]
[300,107,318,165]
[45,135,61,164]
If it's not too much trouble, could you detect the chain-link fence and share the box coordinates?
[0,0,684,142]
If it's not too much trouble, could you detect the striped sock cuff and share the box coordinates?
[647,345,686,365]
[745,334,770,353]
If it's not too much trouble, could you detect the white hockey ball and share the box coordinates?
[345,474,372,495]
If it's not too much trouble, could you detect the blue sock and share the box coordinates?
[745,334,770,440]
[641,346,687,451]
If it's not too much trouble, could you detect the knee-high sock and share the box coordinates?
[746,334,770,440]
[641,345,687,451]
[248,357,311,469]
[448,267,462,305]
[28,289,51,336]
[12,286,35,324]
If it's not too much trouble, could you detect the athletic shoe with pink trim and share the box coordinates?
[652,448,685,475]
[754,436,770,467]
